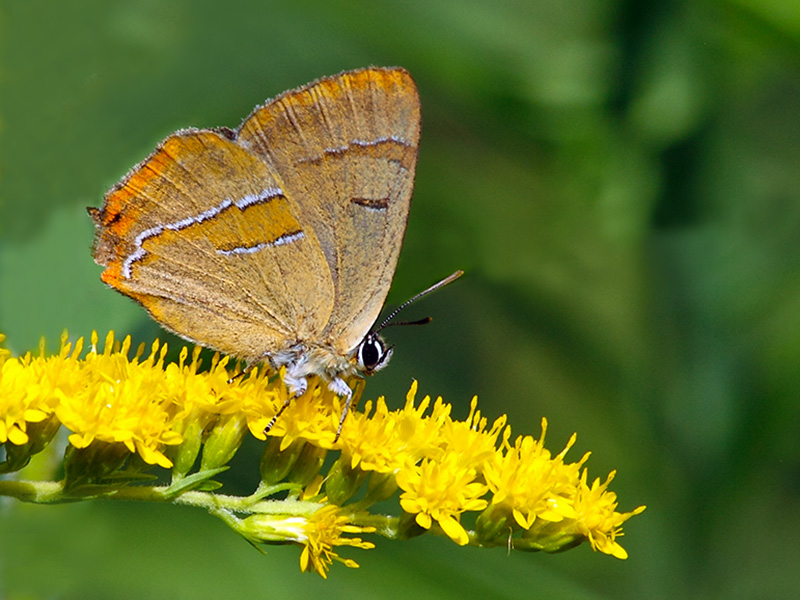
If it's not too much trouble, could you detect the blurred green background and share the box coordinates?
[2,0,800,598]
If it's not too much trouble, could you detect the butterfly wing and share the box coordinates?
[236,67,421,355]
[90,128,334,362]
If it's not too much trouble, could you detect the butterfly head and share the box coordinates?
[355,332,394,375]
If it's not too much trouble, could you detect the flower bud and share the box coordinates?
[515,528,582,553]
[169,415,205,479]
[363,472,399,505]
[62,440,131,492]
[0,415,61,475]
[324,455,367,505]
[286,443,328,487]
[474,503,514,545]
[260,436,306,485]
[396,510,427,540]
[200,413,247,471]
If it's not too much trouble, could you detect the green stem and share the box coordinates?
[0,478,300,513]
[0,479,65,503]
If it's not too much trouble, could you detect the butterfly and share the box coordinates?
[88,67,460,436]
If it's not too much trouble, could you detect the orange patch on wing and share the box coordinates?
[101,134,215,239]
[247,69,415,134]
[99,262,125,287]
[100,166,163,244]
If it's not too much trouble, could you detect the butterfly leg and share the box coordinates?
[328,377,354,442]
[228,355,273,385]
[263,373,308,435]
[227,363,253,385]
[263,395,293,435]
[262,375,354,441]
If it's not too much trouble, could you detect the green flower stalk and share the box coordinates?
[0,331,645,577]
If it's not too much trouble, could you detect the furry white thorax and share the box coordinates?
[271,343,361,401]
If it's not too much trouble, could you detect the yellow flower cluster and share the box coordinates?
[0,331,645,576]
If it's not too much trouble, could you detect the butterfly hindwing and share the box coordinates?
[237,67,421,354]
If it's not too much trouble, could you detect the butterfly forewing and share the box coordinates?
[90,129,334,361]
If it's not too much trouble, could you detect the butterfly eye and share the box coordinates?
[357,333,393,374]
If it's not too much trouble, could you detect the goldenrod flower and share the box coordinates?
[571,470,646,560]
[55,333,184,468]
[0,333,75,446]
[299,504,376,577]
[0,331,646,575]
[341,388,452,473]
[397,453,489,545]
[484,420,581,530]
[234,501,375,578]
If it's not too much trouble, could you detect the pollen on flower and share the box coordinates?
[435,396,507,470]
[337,380,454,475]
[54,333,186,468]
[396,453,489,546]
[483,420,581,529]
